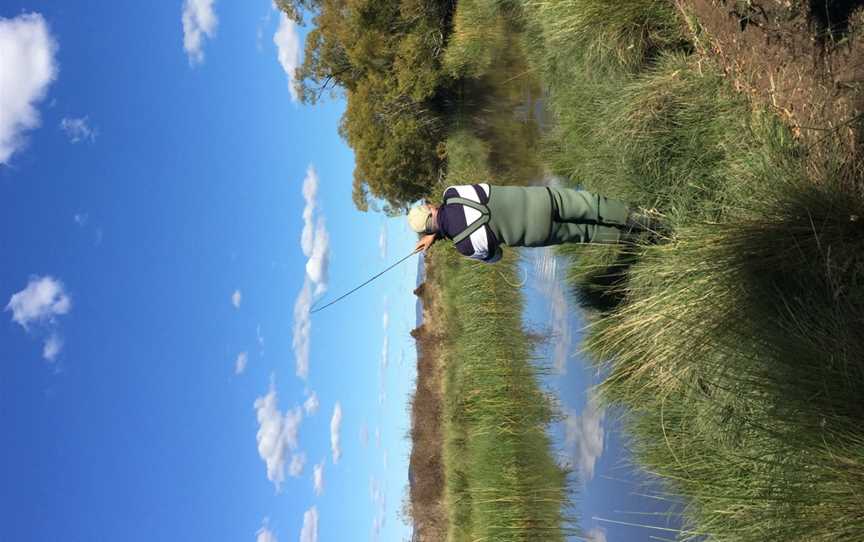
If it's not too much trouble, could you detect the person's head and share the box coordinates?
[407,203,439,235]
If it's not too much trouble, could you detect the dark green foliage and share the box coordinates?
[278,0,455,211]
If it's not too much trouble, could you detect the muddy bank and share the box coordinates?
[679,0,864,150]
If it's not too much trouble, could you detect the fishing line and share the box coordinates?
[310,248,421,314]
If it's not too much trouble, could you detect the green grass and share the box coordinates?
[429,129,576,541]
[430,246,576,542]
[432,0,864,540]
[520,0,864,540]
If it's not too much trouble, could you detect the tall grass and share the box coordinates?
[431,246,577,542]
[427,129,577,541]
[518,0,864,539]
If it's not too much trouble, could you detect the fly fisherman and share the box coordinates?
[408,184,669,262]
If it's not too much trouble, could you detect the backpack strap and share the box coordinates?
[444,196,491,245]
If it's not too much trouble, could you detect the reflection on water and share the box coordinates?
[520,246,687,541]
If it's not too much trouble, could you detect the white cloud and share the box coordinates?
[313,461,324,496]
[257,523,278,542]
[292,279,312,379]
[292,165,330,380]
[234,351,248,375]
[60,116,96,143]
[42,333,62,361]
[378,224,387,260]
[300,166,318,256]
[181,0,218,65]
[289,452,306,477]
[374,427,381,449]
[585,528,607,542]
[299,167,329,294]
[330,402,342,464]
[305,219,329,294]
[6,276,70,329]
[562,394,605,483]
[0,13,57,164]
[381,309,389,331]
[231,289,242,308]
[299,507,318,542]
[303,391,319,415]
[254,382,303,491]
[73,213,88,226]
[273,13,300,102]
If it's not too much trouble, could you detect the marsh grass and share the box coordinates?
[431,247,577,542]
[518,0,864,539]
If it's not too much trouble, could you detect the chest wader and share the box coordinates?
[444,196,492,246]
[545,186,636,245]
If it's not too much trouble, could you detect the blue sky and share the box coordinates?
[1,2,686,542]
[0,1,418,541]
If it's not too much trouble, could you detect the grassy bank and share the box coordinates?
[427,246,575,542]
[522,1,864,540]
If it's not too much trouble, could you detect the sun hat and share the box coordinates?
[407,205,432,234]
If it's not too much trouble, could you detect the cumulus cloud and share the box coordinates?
[60,116,97,143]
[254,382,303,491]
[231,289,242,308]
[300,167,318,256]
[234,351,248,375]
[313,460,324,496]
[292,165,330,380]
[42,333,62,361]
[299,507,318,542]
[273,13,300,102]
[562,394,605,483]
[585,528,607,542]
[6,276,70,329]
[300,166,329,293]
[0,12,57,164]
[181,0,217,65]
[303,391,319,415]
[330,402,342,464]
[257,523,278,542]
[289,452,306,477]
[292,279,312,379]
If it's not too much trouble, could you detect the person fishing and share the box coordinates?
[312,183,669,314]
[408,183,669,263]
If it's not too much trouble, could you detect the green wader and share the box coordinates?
[480,185,633,248]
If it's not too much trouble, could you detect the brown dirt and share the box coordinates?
[677,0,864,151]
[407,258,448,541]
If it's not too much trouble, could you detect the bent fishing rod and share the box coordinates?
[310,247,422,314]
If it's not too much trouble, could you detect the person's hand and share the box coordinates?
[415,234,436,253]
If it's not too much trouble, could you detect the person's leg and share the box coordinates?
[547,221,631,245]
[547,187,631,227]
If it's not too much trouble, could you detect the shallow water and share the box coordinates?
[520,247,687,541]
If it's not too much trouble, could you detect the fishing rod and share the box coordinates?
[310,247,422,314]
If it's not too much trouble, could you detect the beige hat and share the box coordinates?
[407,205,432,233]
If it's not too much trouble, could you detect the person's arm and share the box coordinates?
[415,234,437,253]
